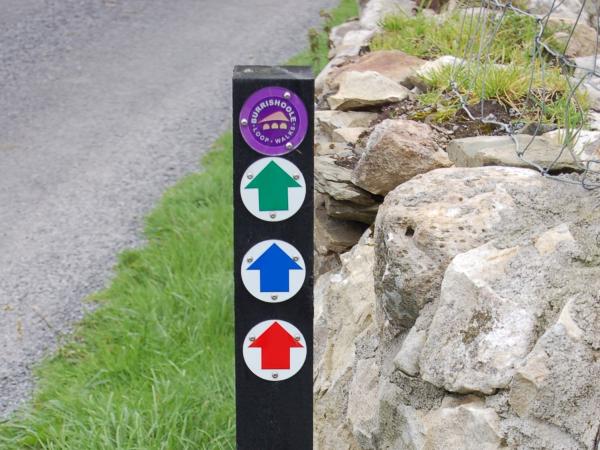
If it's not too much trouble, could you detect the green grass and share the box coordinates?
[0,2,358,449]
[371,9,589,130]
[372,9,539,65]
[417,60,588,126]
[0,136,235,449]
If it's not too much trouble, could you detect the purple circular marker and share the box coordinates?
[239,86,308,156]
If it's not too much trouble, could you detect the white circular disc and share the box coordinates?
[241,239,306,303]
[243,320,307,382]
[240,157,306,222]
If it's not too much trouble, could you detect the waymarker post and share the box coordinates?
[233,66,314,450]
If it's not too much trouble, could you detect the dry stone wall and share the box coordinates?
[313,0,600,448]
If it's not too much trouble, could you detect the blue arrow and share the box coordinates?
[247,243,302,292]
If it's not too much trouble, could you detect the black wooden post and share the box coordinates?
[233,66,314,450]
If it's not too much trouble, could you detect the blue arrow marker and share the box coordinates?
[247,243,302,292]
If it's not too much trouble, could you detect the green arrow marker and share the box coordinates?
[245,161,301,211]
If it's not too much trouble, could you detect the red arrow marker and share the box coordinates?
[249,321,304,369]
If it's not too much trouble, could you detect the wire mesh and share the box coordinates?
[446,0,600,188]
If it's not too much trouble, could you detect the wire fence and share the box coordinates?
[446,0,600,188]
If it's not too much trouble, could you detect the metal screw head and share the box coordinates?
[249,337,256,342]
[247,257,253,263]
[241,118,248,126]
[285,142,293,150]
[271,295,278,301]
[293,175,300,180]
[283,91,291,99]
[294,336,301,341]
[272,373,279,379]
[293,256,299,262]
[247,174,253,179]
[269,213,276,219]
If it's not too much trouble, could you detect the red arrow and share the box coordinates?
[249,322,303,370]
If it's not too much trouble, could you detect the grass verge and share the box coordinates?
[0,136,235,450]
[0,1,358,449]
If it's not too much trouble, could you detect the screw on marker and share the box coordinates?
[283,91,291,99]
[249,336,256,342]
[241,118,248,126]
[271,295,278,301]
[269,213,276,219]
[293,175,300,180]
[285,142,293,151]
[247,257,253,263]
[247,173,253,179]
[293,256,299,261]
[272,373,279,379]
[294,336,301,341]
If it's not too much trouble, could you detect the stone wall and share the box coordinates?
[313,1,600,449]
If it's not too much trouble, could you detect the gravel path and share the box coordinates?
[0,0,336,417]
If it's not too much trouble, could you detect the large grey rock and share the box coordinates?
[548,17,597,57]
[360,0,415,29]
[410,55,463,89]
[315,197,366,254]
[328,50,427,91]
[374,166,598,331]
[315,151,382,224]
[315,127,348,156]
[347,357,380,448]
[315,111,373,155]
[423,396,503,450]
[314,234,376,387]
[393,303,435,377]
[316,110,377,135]
[328,71,410,110]
[344,353,445,450]
[315,141,350,156]
[315,152,376,205]
[324,196,381,224]
[542,129,600,157]
[419,231,578,394]
[315,122,347,156]
[501,414,584,449]
[510,294,600,447]
[352,119,452,195]
[332,127,368,145]
[339,369,506,449]
[316,55,355,99]
[375,381,428,449]
[447,134,581,172]
[314,235,377,450]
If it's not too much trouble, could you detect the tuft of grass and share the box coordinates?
[287,0,360,72]
[371,9,589,130]
[419,60,588,126]
[371,9,539,64]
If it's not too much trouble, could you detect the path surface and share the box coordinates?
[0,0,336,416]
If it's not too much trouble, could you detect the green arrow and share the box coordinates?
[245,161,301,211]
